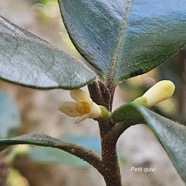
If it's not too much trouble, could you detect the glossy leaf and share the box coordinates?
[0,91,20,138]
[0,16,96,89]
[112,103,186,183]
[58,0,186,83]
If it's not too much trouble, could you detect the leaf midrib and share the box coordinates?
[107,0,132,83]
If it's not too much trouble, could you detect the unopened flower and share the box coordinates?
[134,80,175,108]
[58,89,102,123]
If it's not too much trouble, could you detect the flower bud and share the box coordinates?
[134,80,175,108]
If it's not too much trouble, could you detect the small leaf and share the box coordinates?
[0,91,20,138]
[112,103,186,183]
[0,16,96,89]
[58,0,186,83]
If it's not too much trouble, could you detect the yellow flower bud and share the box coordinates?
[134,80,175,108]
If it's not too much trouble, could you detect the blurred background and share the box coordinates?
[0,0,185,185]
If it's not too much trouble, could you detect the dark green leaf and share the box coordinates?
[112,103,186,183]
[0,16,96,89]
[58,0,186,83]
[0,133,63,152]
[0,91,20,138]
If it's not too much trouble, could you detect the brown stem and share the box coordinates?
[56,142,102,172]
[88,81,122,186]
[88,81,115,111]
[99,121,122,186]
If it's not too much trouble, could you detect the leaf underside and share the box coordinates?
[0,16,96,89]
[112,103,186,183]
[58,0,186,83]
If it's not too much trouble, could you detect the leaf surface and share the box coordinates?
[0,133,63,152]
[58,0,186,83]
[0,16,96,89]
[112,103,186,183]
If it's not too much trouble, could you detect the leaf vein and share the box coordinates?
[108,0,132,83]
